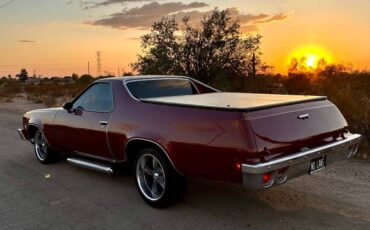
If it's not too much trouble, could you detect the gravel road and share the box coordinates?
[1,99,369,230]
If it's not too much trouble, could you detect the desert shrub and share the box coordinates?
[24,81,91,104]
[315,73,370,155]
[4,96,13,103]
[42,94,57,107]
[0,79,21,102]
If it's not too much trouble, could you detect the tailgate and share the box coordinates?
[246,100,348,160]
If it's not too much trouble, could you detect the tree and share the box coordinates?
[71,73,79,81]
[16,69,28,82]
[132,17,183,76]
[77,74,93,84]
[123,72,133,76]
[132,9,262,83]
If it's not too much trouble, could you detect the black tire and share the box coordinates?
[34,129,59,164]
[134,148,187,208]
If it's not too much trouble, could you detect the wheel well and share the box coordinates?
[27,125,39,142]
[125,139,163,164]
[125,139,183,176]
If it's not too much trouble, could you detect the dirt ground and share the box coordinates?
[0,98,369,230]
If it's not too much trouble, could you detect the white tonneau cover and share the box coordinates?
[141,92,326,111]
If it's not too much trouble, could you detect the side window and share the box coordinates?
[126,79,198,99]
[73,83,113,112]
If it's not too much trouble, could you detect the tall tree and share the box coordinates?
[132,18,184,75]
[16,68,28,82]
[132,9,262,83]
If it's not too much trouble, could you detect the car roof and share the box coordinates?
[98,75,191,83]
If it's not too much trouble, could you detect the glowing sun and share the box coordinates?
[306,55,317,67]
[288,45,333,68]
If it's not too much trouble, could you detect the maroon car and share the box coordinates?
[18,75,361,207]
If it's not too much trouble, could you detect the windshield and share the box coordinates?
[126,79,198,99]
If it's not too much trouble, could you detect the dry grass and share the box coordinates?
[23,81,92,107]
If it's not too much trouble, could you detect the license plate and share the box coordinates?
[309,155,326,174]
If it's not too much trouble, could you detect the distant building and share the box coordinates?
[25,77,42,84]
[63,76,75,84]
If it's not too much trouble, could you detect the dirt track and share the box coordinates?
[0,99,369,230]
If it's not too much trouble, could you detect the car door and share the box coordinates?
[54,82,114,161]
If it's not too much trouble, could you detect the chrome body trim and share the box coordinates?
[67,157,114,175]
[17,128,26,140]
[242,133,361,189]
[100,120,108,125]
[27,123,52,146]
[297,113,309,120]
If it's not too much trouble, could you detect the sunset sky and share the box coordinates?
[0,0,369,77]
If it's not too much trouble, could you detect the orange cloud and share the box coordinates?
[84,2,288,33]
[84,2,209,29]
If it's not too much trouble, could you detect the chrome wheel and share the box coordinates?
[34,130,48,161]
[136,153,166,201]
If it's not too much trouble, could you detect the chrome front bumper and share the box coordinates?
[17,128,26,141]
[242,133,361,190]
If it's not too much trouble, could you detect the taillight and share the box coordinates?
[262,172,272,183]
[235,162,241,170]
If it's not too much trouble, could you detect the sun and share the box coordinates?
[287,45,333,69]
[306,55,317,68]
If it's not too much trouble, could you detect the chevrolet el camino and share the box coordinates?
[18,76,361,207]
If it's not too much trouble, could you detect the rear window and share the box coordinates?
[126,79,198,99]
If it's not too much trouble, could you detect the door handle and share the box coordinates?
[100,121,108,126]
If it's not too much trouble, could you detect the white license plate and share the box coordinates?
[309,155,326,174]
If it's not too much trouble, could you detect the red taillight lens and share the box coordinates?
[235,162,241,170]
[262,172,272,183]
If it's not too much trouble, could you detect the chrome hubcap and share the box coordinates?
[136,154,166,201]
[35,131,48,161]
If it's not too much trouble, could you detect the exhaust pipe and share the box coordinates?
[67,157,114,175]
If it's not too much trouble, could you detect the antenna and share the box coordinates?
[96,51,102,77]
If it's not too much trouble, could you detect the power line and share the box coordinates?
[0,0,16,9]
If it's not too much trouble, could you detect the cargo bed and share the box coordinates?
[141,92,327,112]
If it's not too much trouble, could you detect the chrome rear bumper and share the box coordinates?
[17,128,26,141]
[242,133,361,190]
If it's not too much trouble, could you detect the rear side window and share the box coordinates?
[73,83,113,112]
[126,79,197,99]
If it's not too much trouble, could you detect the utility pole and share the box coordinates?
[96,51,101,77]
[88,61,90,75]
[117,67,120,77]
[251,52,256,77]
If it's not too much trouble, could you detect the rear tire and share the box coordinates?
[134,148,187,208]
[34,129,59,164]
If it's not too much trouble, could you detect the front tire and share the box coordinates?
[34,130,59,164]
[134,148,187,208]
